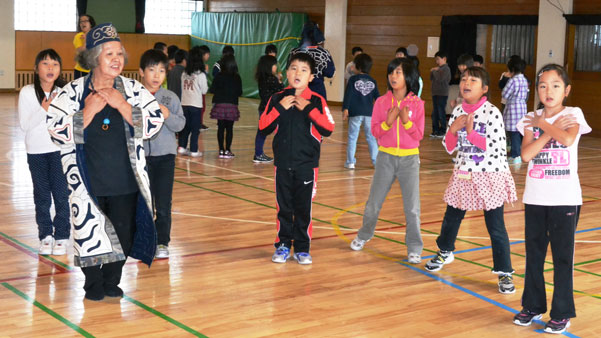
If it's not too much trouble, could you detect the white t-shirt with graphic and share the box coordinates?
[517,107,591,206]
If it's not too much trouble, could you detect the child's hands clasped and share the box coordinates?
[449,114,467,135]
[279,95,296,110]
[294,96,310,111]
[399,106,410,124]
[465,113,474,134]
[385,106,400,126]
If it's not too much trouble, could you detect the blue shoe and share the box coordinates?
[272,245,290,263]
[293,252,313,265]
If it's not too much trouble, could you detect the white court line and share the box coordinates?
[172,211,272,224]
[173,211,601,243]
[186,160,274,181]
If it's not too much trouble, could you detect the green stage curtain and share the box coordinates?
[191,12,307,98]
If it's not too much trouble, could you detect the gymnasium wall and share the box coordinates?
[345,0,540,113]
[568,0,601,136]
[15,31,189,72]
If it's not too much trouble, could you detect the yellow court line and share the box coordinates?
[190,35,300,46]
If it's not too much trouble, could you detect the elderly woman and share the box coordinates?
[47,23,164,301]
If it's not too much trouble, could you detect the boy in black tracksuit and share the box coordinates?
[259,52,335,265]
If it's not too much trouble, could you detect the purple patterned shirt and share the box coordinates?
[502,74,529,131]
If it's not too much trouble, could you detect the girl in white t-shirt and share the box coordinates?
[513,64,591,334]
[18,49,70,256]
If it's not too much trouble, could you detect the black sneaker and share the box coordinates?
[498,273,516,294]
[223,150,235,159]
[544,318,571,334]
[253,153,273,163]
[513,309,542,326]
[200,124,210,131]
[424,250,454,271]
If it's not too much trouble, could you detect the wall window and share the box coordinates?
[574,25,601,72]
[144,0,203,35]
[15,0,77,31]
[490,25,536,65]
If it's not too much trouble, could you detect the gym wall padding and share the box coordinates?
[190,12,307,98]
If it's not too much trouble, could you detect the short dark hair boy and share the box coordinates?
[265,44,277,56]
[354,53,372,74]
[352,46,363,56]
[259,51,335,265]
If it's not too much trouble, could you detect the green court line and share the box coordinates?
[175,177,601,300]
[1,282,94,337]
[1,234,208,336]
[0,231,73,271]
[123,295,208,337]
[575,257,601,266]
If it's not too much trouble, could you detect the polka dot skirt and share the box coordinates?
[444,170,517,211]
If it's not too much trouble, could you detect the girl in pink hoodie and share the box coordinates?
[350,58,425,264]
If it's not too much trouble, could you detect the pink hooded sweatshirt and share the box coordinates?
[371,91,425,156]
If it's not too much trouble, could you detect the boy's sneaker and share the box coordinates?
[424,250,454,271]
[293,252,313,265]
[200,124,210,131]
[253,153,273,163]
[429,133,438,138]
[544,318,571,334]
[498,273,516,294]
[177,147,189,155]
[513,309,542,326]
[39,235,53,255]
[218,150,226,158]
[52,239,68,255]
[350,237,368,251]
[512,156,522,164]
[344,163,355,169]
[190,151,203,157]
[408,253,422,264]
[223,150,235,159]
[272,245,290,263]
[156,245,169,259]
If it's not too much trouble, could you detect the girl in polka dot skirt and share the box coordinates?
[424,67,518,295]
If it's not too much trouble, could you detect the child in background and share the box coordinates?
[198,45,211,130]
[349,58,424,263]
[424,67,517,295]
[450,54,474,109]
[178,46,208,157]
[18,49,70,255]
[259,52,335,265]
[344,46,363,83]
[139,49,186,259]
[395,47,408,58]
[210,54,243,159]
[513,64,591,334]
[473,54,484,67]
[502,56,529,164]
[342,53,380,169]
[212,45,234,77]
[167,45,179,70]
[430,51,451,138]
[265,44,277,56]
[167,49,188,100]
[254,55,283,163]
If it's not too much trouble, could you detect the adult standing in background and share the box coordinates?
[289,21,335,100]
[73,14,96,79]
[48,23,164,301]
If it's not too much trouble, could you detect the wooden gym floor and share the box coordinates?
[1,92,600,337]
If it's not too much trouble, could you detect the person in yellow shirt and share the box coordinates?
[73,14,96,79]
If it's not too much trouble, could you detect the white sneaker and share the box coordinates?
[177,147,189,155]
[156,245,169,259]
[190,151,203,157]
[350,237,368,251]
[408,253,422,264]
[293,252,313,265]
[513,156,522,164]
[52,239,68,255]
[344,163,355,170]
[39,235,53,255]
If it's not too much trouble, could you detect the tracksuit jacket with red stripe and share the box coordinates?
[259,87,335,168]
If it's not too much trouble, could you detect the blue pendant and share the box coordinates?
[103,118,110,125]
